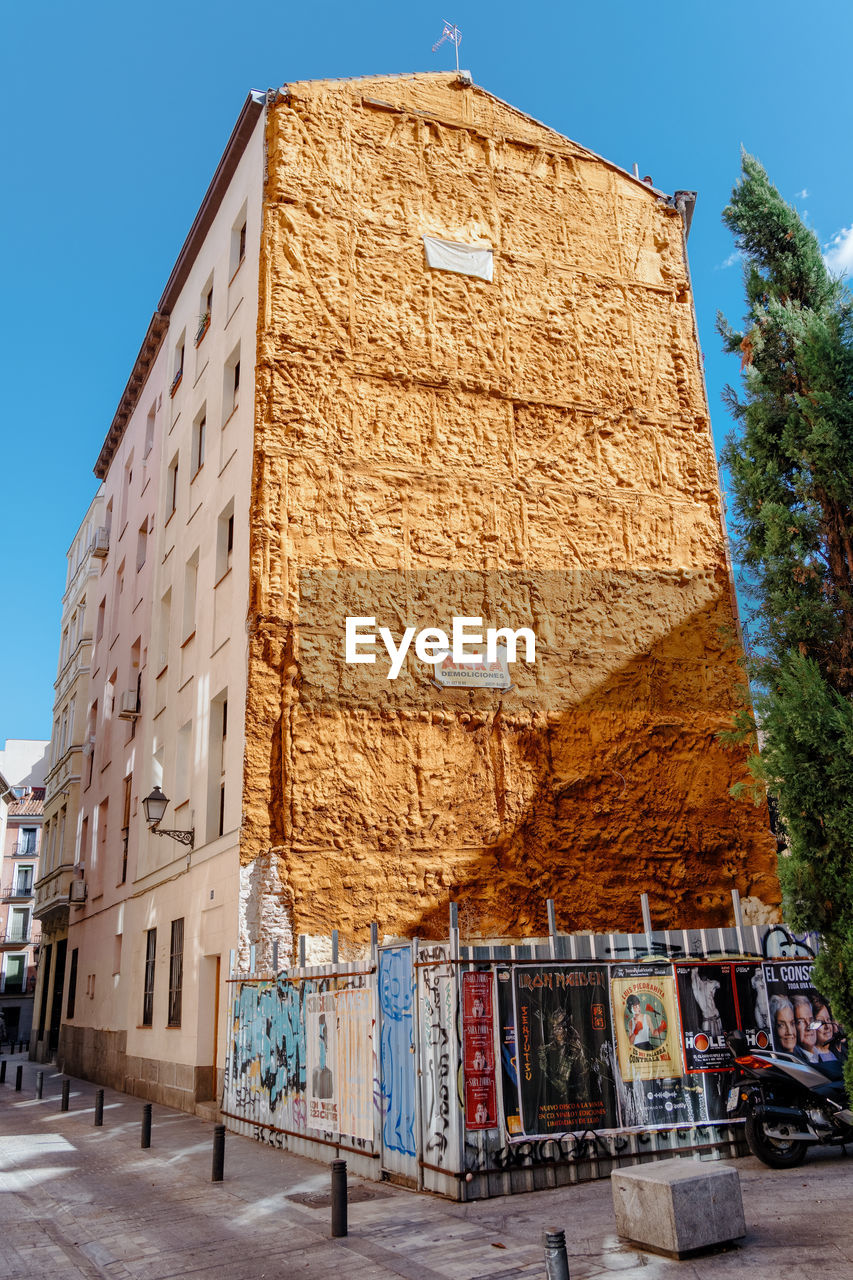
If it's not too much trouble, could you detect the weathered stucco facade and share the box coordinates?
[243,72,780,953]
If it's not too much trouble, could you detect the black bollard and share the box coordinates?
[544,1229,570,1280]
[36,1071,44,1099]
[331,1159,347,1238]
[61,1079,70,1112]
[94,1088,104,1126]
[141,1103,152,1148]
[0,1059,6,1084]
[14,1065,22,1091]
[211,1123,225,1182]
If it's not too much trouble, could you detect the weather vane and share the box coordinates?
[432,20,462,73]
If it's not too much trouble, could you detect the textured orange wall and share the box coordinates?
[244,73,779,952]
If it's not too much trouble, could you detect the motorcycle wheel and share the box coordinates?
[745,1111,808,1169]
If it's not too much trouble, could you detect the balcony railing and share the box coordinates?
[1,930,31,946]
[1,883,34,900]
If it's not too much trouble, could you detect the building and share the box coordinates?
[31,492,104,1061]
[49,73,778,1114]
[0,739,49,1045]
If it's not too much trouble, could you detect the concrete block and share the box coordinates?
[611,1157,746,1258]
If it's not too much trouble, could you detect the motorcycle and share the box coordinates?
[725,1028,852,1168]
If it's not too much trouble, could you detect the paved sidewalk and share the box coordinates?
[2,1054,853,1279]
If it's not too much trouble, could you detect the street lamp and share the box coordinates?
[142,786,194,848]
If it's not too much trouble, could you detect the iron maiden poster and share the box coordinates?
[305,989,339,1131]
[512,964,618,1136]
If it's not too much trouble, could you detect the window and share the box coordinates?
[19,828,36,856]
[182,549,199,641]
[136,517,148,572]
[121,774,132,885]
[14,866,33,895]
[168,918,184,1027]
[224,345,240,419]
[167,454,179,517]
[170,337,185,397]
[207,688,228,841]
[96,597,106,644]
[144,402,156,458]
[120,451,134,531]
[192,409,206,476]
[3,955,26,994]
[230,208,248,277]
[8,908,29,944]
[67,948,79,1018]
[196,278,213,344]
[142,928,156,1026]
[216,499,235,579]
[157,589,171,672]
[175,721,191,804]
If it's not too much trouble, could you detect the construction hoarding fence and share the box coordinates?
[222,922,836,1200]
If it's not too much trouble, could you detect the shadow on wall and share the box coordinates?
[256,568,779,947]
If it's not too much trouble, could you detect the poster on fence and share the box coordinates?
[512,965,618,1136]
[335,985,374,1141]
[306,989,339,1131]
[675,963,741,1072]
[495,968,522,1135]
[610,965,700,1128]
[733,962,773,1050]
[462,971,497,1129]
[763,959,843,1064]
[419,944,462,1168]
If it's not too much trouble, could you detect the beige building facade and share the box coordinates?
[44,73,777,1113]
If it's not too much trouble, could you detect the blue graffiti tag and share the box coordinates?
[379,948,416,1157]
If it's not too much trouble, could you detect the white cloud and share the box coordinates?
[716,250,741,271]
[824,226,853,277]
[796,188,809,200]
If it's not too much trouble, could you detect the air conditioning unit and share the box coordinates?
[118,690,140,720]
[69,879,87,904]
[91,526,110,558]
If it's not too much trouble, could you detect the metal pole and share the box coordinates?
[36,1071,43,1099]
[272,940,279,972]
[0,1060,5,1084]
[61,1079,70,1111]
[212,1123,225,1181]
[94,1089,104,1126]
[298,934,306,967]
[731,888,744,928]
[640,893,653,938]
[547,898,557,958]
[14,1064,22,1091]
[331,929,339,964]
[544,1228,570,1280]
[141,1103,152,1148]
[330,1159,347,1237]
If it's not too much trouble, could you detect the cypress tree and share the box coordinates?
[719,154,853,1088]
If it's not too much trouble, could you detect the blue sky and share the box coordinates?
[2,0,852,738]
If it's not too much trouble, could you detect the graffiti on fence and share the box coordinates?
[379,947,416,1158]
[419,945,459,1166]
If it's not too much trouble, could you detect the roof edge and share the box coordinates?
[93,312,168,479]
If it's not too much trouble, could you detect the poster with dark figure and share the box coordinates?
[733,963,773,1051]
[495,969,522,1136]
[512,965,618,1136]
[675,963,740,1072]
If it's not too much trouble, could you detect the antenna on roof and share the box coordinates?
[432,19,462,73]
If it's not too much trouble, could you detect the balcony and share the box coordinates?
[1,882,34,902]
[1,930,32,947]
[33,865,75,923]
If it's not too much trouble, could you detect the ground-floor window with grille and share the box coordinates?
[142,928,156,1026]
[168,918,184,1027]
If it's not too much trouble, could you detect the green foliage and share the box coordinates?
[720,155,853,1090]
